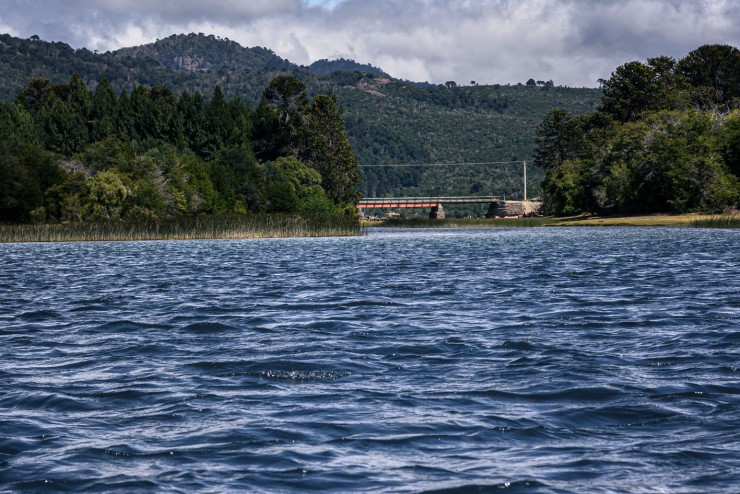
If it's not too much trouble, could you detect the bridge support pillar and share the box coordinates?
[486,201,525,218]
[429,204,445,219]
[485,201,502,218]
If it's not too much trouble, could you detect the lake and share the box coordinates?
[1,227,738,492]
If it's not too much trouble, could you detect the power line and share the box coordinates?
[359,160,526,168]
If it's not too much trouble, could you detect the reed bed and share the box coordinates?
[379,217,555,228]
[690,215,740,229]
[0,214,363,243]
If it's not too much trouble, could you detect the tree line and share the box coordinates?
[535,44,740,215]
[0,74,360,223]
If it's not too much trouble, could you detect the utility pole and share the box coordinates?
[523,160,527,201]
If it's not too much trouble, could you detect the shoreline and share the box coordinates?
[4,213,737,243]
[367,213,740,229]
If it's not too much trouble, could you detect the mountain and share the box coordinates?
[0,33,311,104]
[112,33,295,74]
[0,33,602,199]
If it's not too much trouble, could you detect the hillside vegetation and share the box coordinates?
[0,33,603,199]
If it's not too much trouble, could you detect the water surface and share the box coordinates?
[1,227,738,492]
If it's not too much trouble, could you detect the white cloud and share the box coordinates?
[1,0,739,86]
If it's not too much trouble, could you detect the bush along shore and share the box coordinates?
[0,214,362,243]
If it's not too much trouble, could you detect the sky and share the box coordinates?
[1,0,738,87]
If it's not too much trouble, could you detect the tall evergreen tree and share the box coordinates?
[67,73,92,119]
[90,78,118,142]
[179,91,208,156]
[678,44,740,108]
[534,109,579,171]
[39,92,87,155]
[300,93,360,205]
[116,90,134,142]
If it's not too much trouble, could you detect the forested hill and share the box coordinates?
[309,58,390,77]
[335,80,599,198]
[0,32,603,197]
[0,33,308,104]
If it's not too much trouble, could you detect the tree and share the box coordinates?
[597,111,732,213]
[542,159,597,215]
[44,172,87,223]
[211,145,265,213]
[179,91,207,155]
[78,137,134,173]
[87,170,128,220]
[263,75,307,126]
[90,78,118,142]
[300,93,361,205]
[677,44,740,108]
[599,61,663,122]
[116,90,134,141]
[254,76,309,161]
[202,85,228,157]
[38,92,88,155]
[67,73,92,120]
[0,103,42,146]
[15,78,53,111]
[262,156,334,213]
[723,111,740,177]
[534,109,579,171]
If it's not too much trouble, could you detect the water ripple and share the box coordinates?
[0,227,738,492]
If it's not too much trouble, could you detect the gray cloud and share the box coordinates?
[1,0,738,86]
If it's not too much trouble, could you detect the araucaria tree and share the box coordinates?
[254,76,361,208]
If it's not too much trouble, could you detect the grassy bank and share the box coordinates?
[551,213,714,227]
[0,214,362,243]
[372,213,740,228]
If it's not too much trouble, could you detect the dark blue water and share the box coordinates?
[1,227,738,493]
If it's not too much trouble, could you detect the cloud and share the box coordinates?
[1,0,739,87]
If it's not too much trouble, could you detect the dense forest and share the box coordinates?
[5,33,734,219]
[0,33,603,201]
[0,74,359,223]
[535,44,740,215]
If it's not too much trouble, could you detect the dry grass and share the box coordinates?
[549,213,716,227]
[0,214,363,243]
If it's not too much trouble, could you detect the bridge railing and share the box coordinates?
[358,196,502,206]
